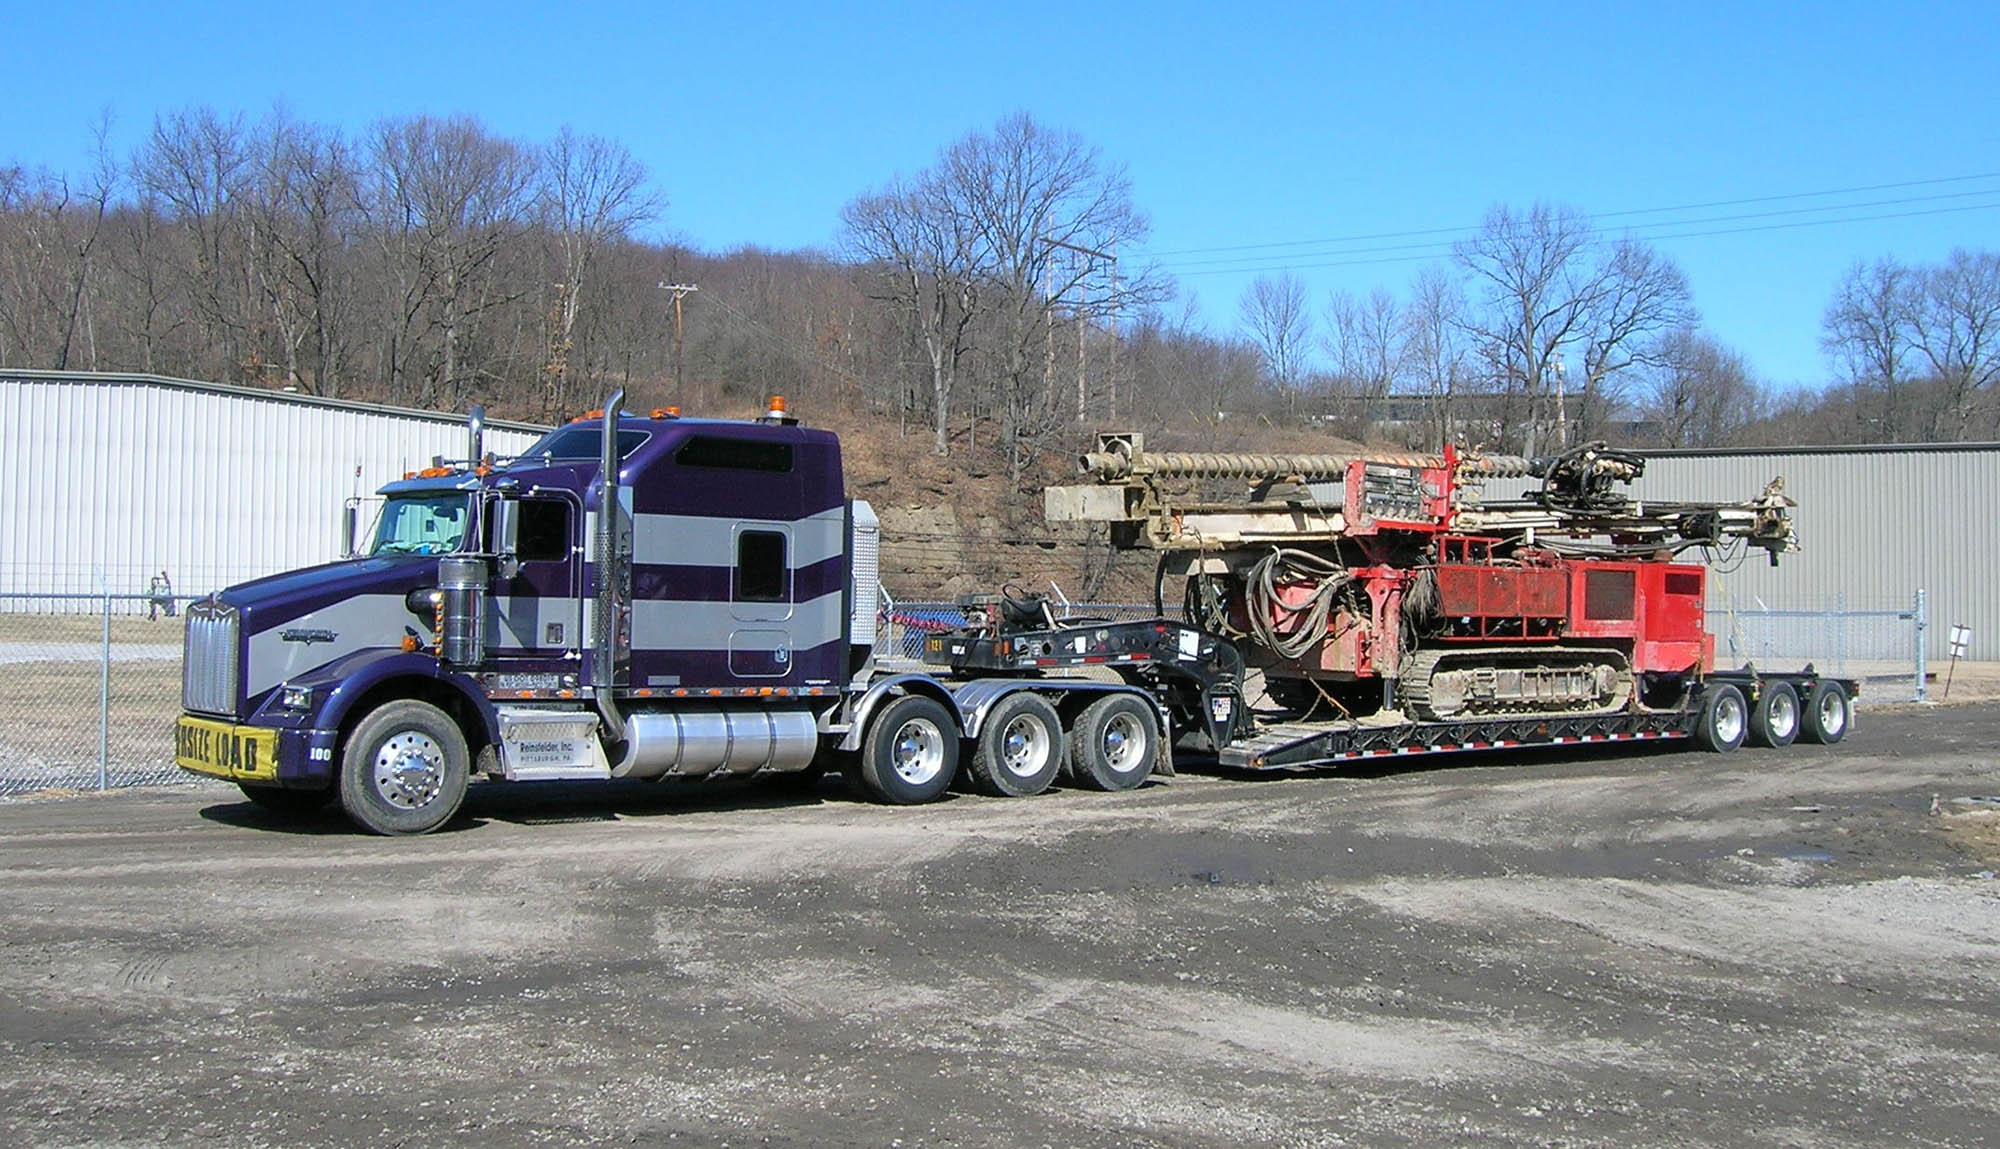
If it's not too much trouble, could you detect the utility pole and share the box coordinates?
[658,282,699,402]
[1038,238,1116,422]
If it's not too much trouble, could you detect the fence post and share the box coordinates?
[99,582,112,790]
[1914,588,1928,704]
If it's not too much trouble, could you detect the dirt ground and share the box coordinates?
[2,706,1998,1147]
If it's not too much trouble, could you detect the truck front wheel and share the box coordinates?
[854,694,959,805]
[1068,694,1159,791]
[338,701,471,835]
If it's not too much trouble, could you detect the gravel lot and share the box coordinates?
[3,705,1998,1147]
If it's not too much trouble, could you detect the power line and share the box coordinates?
[1163,187,2000,273]
[1138,171,2000,260]
[1165,198,2000,279]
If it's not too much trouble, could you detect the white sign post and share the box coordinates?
[1945,624,1972,701]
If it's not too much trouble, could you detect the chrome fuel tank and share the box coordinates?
[610,707,819,779]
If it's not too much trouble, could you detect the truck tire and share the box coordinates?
[238,782,330,815]
[1800,680,1851,745]
[967,693,1064,798]
[1748,680,1800,748]
[854,694,959,805]
[1068,694,1158,791]
[1692,683,1747,753]
[338,700,471,835]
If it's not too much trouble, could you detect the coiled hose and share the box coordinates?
[1244,548,1357,661]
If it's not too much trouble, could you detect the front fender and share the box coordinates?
[299,649,500,744]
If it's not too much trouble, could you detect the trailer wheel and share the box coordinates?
[1068,694,1158,791]
[1801,680,1851,745]
[1693,683,1748,753]
[237,782,331,815]
[1748,680,1800,748]
[967,693,1064,797]
[854,694,959,805]
[337,700,471,835]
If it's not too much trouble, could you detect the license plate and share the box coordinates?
[175,716,279,781]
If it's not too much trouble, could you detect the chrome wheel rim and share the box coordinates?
[891,718,946,785]
[1769,689,1798,738]
[372,730,445,809]
[1817,690,1847,736]
[1714,694,1745,745]
[999,713,1052,779]
[1101,712,1149,774]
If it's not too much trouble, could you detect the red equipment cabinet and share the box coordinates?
[1562,559,1712,673]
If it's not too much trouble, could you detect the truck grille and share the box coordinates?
[182,600,240,716]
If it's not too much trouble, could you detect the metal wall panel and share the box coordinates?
[1470,444,2000,658]
[1,372,544,608]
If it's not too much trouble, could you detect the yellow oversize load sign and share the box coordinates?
[175,716,279,782]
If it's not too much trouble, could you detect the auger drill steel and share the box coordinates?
[1046,433,1798,721]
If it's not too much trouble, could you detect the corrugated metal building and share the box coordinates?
[1,371,544,607]
[1476,443,2000,660]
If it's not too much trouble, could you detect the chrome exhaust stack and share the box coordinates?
[592,391,628,744]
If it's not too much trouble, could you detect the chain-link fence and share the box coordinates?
[1708,589,1930,702]
[0,591,211,796]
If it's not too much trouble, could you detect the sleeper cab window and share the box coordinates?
[736,530,787,602]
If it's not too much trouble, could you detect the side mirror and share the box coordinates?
[491,496,521,579]
[341,501,360,559]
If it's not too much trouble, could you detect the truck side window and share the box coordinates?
[736,530,787,601]
[518,500,570,563]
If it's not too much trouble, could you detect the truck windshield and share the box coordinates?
[368,494,471,555]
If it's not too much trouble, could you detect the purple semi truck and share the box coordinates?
[176,392,1241,834]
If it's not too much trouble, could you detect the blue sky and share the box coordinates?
[4,1,1995,389]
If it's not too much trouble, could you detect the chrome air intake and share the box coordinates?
[436,555,488,666]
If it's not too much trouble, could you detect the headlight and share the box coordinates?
[280,685,313,710]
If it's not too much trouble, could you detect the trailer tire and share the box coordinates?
[1748,680,1800,748]
[967,693,1064,798]
[1801,680,1851,745]
[238,782,330,815]
[337,700,471,835]
[854,694,959,805]
[1693,683,1748,753]
[1068,694,1158,791]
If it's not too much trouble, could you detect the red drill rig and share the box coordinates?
[1049,435,1799,727]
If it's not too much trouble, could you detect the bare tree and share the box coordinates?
[937,113,1165,480]
[842,175,982,454]
[364,115,534,407]
[249,113,363,396]
[135,107,252,381]
[1908,249,2000,439]
[1323,287,1402,429]
[1239,273,1312,403]
[1641,328,1758,447]
[1575,238,1694,439]
[537,128,656,419]
[1453,204,1598,452]
[1403,267,1470,445]
[1821,258,1916,441]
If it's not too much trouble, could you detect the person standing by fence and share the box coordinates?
[147,571,174,620]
